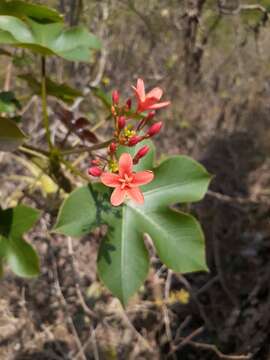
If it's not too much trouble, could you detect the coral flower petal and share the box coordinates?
[101,172,120,187]
[147,101,171,110]
[136,78,145,101]
[146,87,163,100]
[127,187,144,204]
[140,97,159,109]
[132,86,141,102]
[111,187,126,206]
[119,153,133,177]
[131,171,154,186]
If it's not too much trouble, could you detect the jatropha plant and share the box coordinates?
[0,1,211,305]
[54,79,212,305]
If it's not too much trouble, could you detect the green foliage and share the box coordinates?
[53,185,98,237]
[0,205,40,277]
[0,117,26,151]
[0,91,21,113]
[54,150,211,305]
[0,0,64,23]
[19,74,83,104]
[0,16,101,61]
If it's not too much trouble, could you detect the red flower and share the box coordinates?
[100,153,154,206]
[132,78,170,113]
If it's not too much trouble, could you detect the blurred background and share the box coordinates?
[1,0,270,359]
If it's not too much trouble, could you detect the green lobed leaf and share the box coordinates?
[0,205,40,277]
[0,117,26,151]
[54,155,211,304]
[0,16,101,62]
[53,185,98,237]
[97,206,149,305]
[141,155,211,209]
[0,0,63,23]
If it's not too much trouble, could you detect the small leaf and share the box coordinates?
[54,104,98,143]
[0,0,64,23]
[0,117,26,151]
[19,74,82,104]
[0,91,21,113]
[0,205,40,277]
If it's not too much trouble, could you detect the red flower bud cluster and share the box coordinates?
[88,79,170,181]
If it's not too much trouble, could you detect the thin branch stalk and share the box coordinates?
[41,56,53,150]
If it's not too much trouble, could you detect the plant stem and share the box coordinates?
[20,144,50,157]
[61,138,113,156]
[41,56,53,150]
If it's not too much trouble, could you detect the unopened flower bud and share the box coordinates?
[128,135,141,146]
[133,145,149,164]
[109,142,117,154]
[112,90,119,105]
[147,121,163,137]
[88,166,102,177]
[126,98,132,110]
[117,116,126,130]
[146,111,155,120]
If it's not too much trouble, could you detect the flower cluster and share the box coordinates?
[88,78,170,206]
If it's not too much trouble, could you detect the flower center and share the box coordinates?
[119,173,133,189]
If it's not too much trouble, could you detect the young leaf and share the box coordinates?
[54,156,211,305]
[0,16,101,62]
[0,117,26,151]
[0,205,40,277]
